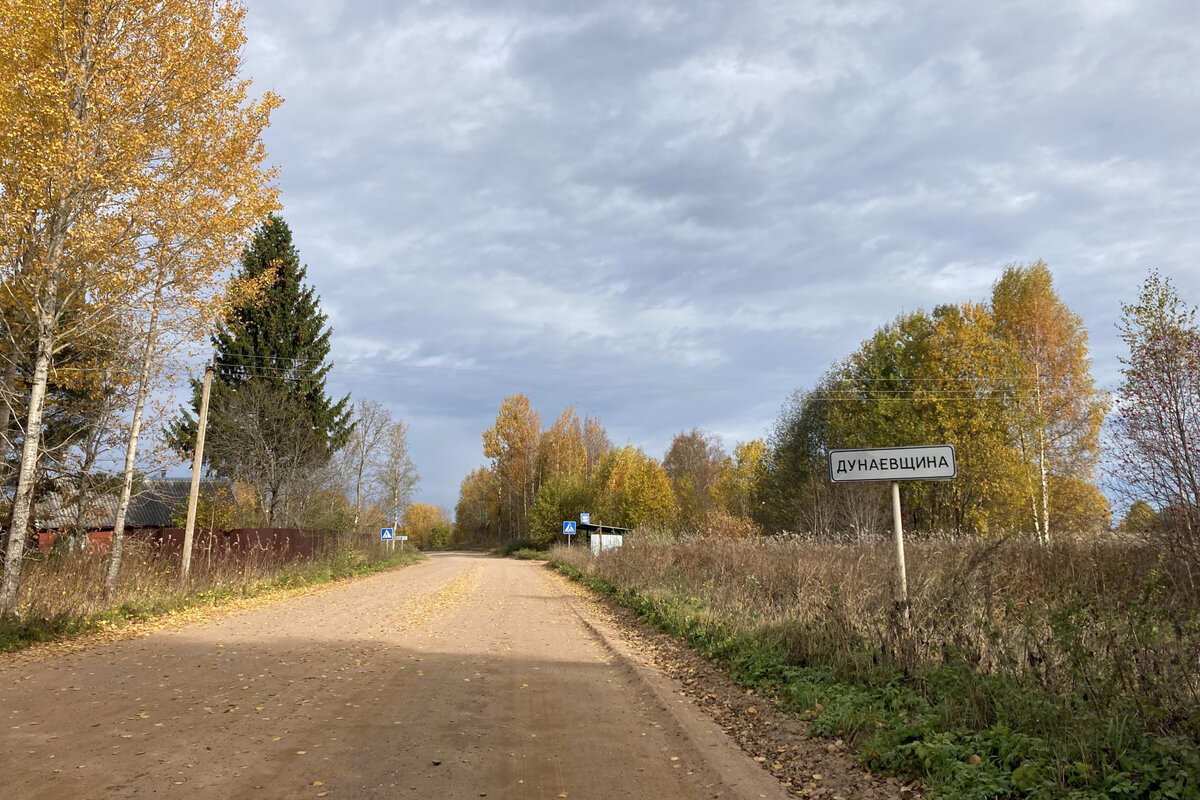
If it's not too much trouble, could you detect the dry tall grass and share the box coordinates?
[556,533,1200,739]
[10,532,394,621]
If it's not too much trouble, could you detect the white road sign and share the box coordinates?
[828,445,956,483]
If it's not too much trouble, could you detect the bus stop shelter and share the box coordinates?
[575,522,630,553]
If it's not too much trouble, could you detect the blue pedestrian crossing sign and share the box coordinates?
[562,520,576,535]
[380,527,394,541]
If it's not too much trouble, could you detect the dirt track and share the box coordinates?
[1,554,904,799]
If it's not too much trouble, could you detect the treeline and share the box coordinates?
[454,396,769,547]
[461,263,1200,550]
[764,263,1200,549]
[761,262,1108,539]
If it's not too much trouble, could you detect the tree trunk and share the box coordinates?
[265,482,280,528]
[392,483,400,531]
[104,276,163,600]
[1035,381,1050,545]
[0,348,18,489]
[0,287,58,615]
[1038,432,1050,545]
[354,461,364,528]
[0,3,91,615]
[1015,425,1041,541]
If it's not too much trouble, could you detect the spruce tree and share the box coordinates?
[171,215,352,516]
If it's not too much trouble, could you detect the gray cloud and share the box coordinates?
[236,0,1200,511]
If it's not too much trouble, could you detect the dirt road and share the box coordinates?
[1,553,803,799]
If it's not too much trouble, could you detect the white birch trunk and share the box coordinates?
[0,5,92,615]
[0,290,58,615]
[1034,380,1050,545]
[354,462,364,528]
[104,276,164,599]
[1038,433,1050,545]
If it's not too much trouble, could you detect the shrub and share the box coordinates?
[499,537,537,556]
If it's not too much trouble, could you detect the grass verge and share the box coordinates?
[509,548,550,560]
[549,545,1200,800]
[0,544,424,653]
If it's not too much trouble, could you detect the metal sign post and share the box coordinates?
[828,445,956,612]
[562,520,576,547]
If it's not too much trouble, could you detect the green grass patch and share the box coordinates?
[549,557,1200,800]
[509,548,550,560]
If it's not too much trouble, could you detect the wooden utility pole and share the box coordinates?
[182,361,215,582]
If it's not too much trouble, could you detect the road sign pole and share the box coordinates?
[891,481,909,615]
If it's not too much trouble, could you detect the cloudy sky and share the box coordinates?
[236,0,1200,513]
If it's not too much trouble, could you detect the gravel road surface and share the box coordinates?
[2,554,805,799]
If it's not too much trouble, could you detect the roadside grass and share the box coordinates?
[509,547,550,560]
[550,536,1200,800]
[497,538,538,556]
[0,537,424,653]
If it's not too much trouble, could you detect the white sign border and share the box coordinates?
[827,444,957,483]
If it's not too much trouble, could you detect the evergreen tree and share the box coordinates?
[170,215,352,520]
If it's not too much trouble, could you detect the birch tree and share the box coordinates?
[1112,271,1200,549]
[538,407,586,484]
[992,262,1108,542]
[0,0,279,613]
[482,394,540,538]
[663,428,725,530]
[583,416,612,480]
[375,421,419,531]
[340,400,392,528]
[454,467,498,542]
[589,445,674,530]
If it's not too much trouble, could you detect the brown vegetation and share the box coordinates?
[6,531,394,630]
[557,533,1200,739]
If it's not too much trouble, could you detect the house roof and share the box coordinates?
[36,478,234,530]
[577,522,630,535]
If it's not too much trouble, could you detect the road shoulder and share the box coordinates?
[545,563,917,800]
